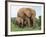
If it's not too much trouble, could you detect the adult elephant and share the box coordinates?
[23,8,36,27]
[17,8,36,27]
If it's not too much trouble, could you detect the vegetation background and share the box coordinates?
[11,16,41,32]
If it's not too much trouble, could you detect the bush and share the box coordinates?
[11,17,16,24]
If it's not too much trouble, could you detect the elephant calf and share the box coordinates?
[16,17,24,28]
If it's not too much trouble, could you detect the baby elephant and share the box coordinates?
[16,17,24,28]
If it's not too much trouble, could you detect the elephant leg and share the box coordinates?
[31,16,35,27]
[27,17,33,27]
[30,19,33,27]
[16,20,19,26]
[27,18,31,27]
[21,19,24,27]
[19,18,24,28]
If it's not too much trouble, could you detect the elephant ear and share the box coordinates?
[31,9,36,20]
[31,9,36,17]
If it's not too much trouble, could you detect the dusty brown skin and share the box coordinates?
[16,8,36,27]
